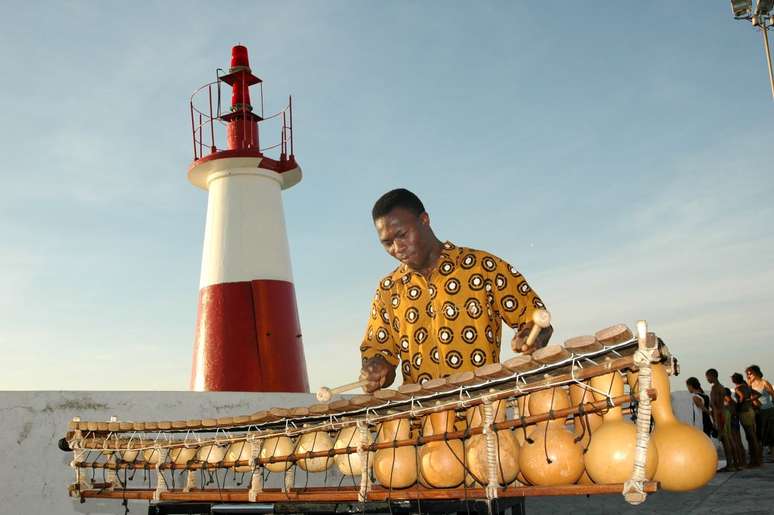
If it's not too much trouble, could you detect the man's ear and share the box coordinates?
[419,212,430,226]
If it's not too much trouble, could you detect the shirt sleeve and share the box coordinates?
[488,255,546,332]
[359,287,400,367]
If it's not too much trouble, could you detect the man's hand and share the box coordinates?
[359,355,397,393]
[511,323,553,354]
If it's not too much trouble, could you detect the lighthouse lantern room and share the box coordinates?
[187,45,309,392]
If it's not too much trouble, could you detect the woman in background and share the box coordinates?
[686,377,716,438]
[747,365,774,462]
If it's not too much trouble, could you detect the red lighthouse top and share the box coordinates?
[188,45,298,175]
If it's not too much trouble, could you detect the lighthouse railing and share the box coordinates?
[189,81,294,162]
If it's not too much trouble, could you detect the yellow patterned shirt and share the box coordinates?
[360,241,546,385]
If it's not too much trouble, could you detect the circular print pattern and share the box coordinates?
[417,373,432,385]
[468,274,484,291]
[380,308,390,323]
[482,256,496,272]
[376,328,389,343]
[442,302,459,321]
[446,350,463,369]
[495,273,507,291]
[414,327,428,345]
[411,352,423,370]
[438,326,454,344]
[501,295,518,312]
[439,261,455,276]
[461,253,476,269]
[471,349,487,366]
[444,278,460,295]
[465,298,483,319]
[430,346,440,364]
[399,336,410,352]
[402,361,411,376]
[485,326,495,343]
[391,294,401,308]
[381,278,393,290]
[407,286,422,300]
[428,284,437,299]
[392,317,400,332]
[461,326,477,344]
[405,307,419,324]
[518,281,531,295]
[425,302,435,319]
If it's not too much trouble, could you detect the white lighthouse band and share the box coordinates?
[189,156,302,289]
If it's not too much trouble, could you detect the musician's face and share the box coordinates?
[375,207,432,270]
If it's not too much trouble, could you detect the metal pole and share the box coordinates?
[762,23,774,100]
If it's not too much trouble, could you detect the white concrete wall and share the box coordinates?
[0,391,317,515]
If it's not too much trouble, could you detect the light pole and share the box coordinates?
[731,0,774,100]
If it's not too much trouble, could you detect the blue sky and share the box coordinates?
[0,1,771,392]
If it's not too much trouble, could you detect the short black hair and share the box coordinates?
[731,373,745,384]
[372,188,426,221]
[686,377,701,390]
[706,368,718,378]
[723,387,733,398]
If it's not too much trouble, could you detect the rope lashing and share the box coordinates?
[482,400,499,501]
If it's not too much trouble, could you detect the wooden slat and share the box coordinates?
[349,394,382,408]
[373,389,409,401]
[503,355,538,373]
[309,403,330,415]
[445,370,477,387]
[475,362,512,380]
[398,383,423,395]
[563,335,602,354]
[533,345,570,365]
[420,377,456,394]
[288,406,309,418]
[595,324,634,346]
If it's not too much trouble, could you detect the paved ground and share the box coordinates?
[526,462,774,514]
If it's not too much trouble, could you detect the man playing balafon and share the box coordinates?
[360,188,553,393]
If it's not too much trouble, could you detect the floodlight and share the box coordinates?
[732,0,774,99]
[732,0,752,18]
[755,0,774,16]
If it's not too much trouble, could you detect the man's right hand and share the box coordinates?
[359,355,397,393]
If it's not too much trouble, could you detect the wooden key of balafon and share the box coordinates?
[316,379,369,402]
[520,309,552,352]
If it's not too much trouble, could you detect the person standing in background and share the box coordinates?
[722,387,747,470]
[686,377,716,438]
[707,368,744,471]
[731,372,762,467]
[747,365,774,462]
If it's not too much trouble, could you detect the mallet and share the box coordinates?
[316,379,370,402]
[520,308,551,352]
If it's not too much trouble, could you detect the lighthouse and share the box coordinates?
[187,45,309,392]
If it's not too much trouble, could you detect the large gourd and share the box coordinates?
[518,387,584,486]
[584,371,658,483]
[333,425,373,476]
[373,415,417,488]
[637,363,717,491]
[465,398,519,486]
[296,427,334,472]
[419,408,465,488]
[259,436,295,472]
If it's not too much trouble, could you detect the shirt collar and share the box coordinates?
[398,241,457,277]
